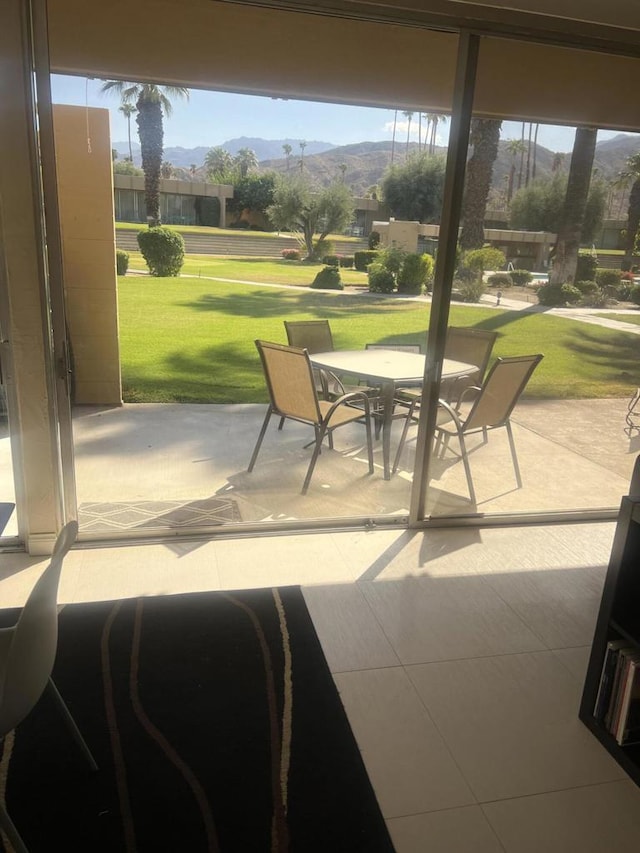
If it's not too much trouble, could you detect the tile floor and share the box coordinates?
[2,521,640,851]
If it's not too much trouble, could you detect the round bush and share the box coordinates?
[397,253,431,294]
[137,226,185,277]
[537,282,582,306]
[281,249,300,260]
[510,269,533,287]
[574,280,599,295]
[595,269,622,288]
[463,247,506,273]
[310,265,343,290]
[368,262,395,293]
[487,273,513,289]
[116,249,129,276]
[456,278,486,303]
[368,230,381,250]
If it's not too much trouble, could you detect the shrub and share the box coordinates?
[596,269,622,288]
[354,250,379,271]
[322,254,340,267]
[310,265,343,290]
[378,246,407,275]
[630,285,640,306]
[397,253,431,294]
[510,269,533,287]
[116,249,129,276]
[282,249,300,260]
[339,255,354,268]
[487,273,513,289]
[537,282,582,306]
[616,283,633,301]
[579,287,612,308]
[368,262,396,293]
[137,226,185,277]
[573,280,599,295]
[576,253,598,282]
[463,247,506,273]
[310,238,334,262]
[368,230,381,249]
[457,278,486,303]
[455,265,479,284]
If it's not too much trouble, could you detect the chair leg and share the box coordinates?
[248,407,273,472]
[457,431,477,505]
[277,416,285,431]
[0,799,29,853]
[505,420,523,488]
[301,425,327,494]
[392,401,416,474]
[364,410,374,475]
[48,678,98,771]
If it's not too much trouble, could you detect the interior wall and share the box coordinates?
[47,0,640,130]
[53,105,122,405]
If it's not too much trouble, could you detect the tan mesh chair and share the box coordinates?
[283,319,346,400]
[393,354,543,504]
[249,340,374,494]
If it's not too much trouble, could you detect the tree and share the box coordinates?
[391,110,398,165]
[282,143,292,172]
[101,81,189,226]
[299,140,307,172]
[228,173,277,220]
[119,102,136,162]
[160,161,174,178]
[267,175,354,259]
[402,110,414,157]
[113,160,143,176]
[380,152,446,223]
[459,118,502,250]
[235,147,258,179]
[549,126,598,284]
[205,146,233,181]
[429,114,447,155]
[510,173,605,243]
[506,139,526,204]
[620,153,640,269]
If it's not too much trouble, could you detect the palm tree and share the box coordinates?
[299,140,307,172]
[391,110,398,164]
[506,139,526,204]
[518,121,527,190]
[204,146,233,180]
[460,118,502,250]
[160,161,174,178]
[525,122,533,187]
[282,143,292,172]
[532,123,540,181]
[417,112,422,154]
[620,153,640,270]
[549,126,598,284]
[422,113,431,153]
[235,147,258,179]
[402,111,414,157]
[101,81,189,226]
[551,152,566,173]
[118,102,136,162]
[338,163,347,182]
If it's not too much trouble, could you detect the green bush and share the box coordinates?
[510,269,533,287]
[281,249,300,260]
[310,238,334,262]
[368,262,396,293]
[354,250,379,271]
[579,287,611,308]
[368,230,381,250]
[378,246,407,275]
[463,247,506,273]
[616,283,633,301]
[116,249,129,276]
[339,255,354,269]
[574,280,599,295]
[322,254,340,266]
[576,253,598,282]
[595,269,622,288]
[310,265,343,290]
[630,285,640,306]
[137,227,185,277]
[537,282,582,306]
[397,253,431,294]
[455,266,479,284]
[487,273,513,288]
[456,278,486,303]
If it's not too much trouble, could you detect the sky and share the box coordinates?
[51,74,633,155]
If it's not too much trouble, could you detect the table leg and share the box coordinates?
[381,381,394,480]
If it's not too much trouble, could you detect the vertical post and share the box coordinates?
[409,31,480,523]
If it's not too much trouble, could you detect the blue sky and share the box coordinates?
[51,74,631,154]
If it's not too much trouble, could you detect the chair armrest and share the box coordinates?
[330,390,372,417]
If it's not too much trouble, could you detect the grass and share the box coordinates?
[117,274,640,403]
[595,312,640,325]
[116,221,363,242]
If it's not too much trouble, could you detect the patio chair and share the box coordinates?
[249,340,374,494]
[393,354,543,504]
[0,521,98,853]
[396,327,498,413]
[283,320,346,400]
[364,343,423,436]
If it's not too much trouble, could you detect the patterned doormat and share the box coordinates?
[78,497,241,533]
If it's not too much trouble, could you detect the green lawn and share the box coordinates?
[118,275,640,403]
[595,312,640,325]
[117,222,362,242]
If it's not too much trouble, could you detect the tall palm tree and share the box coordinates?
[619,153,640,270]
[460,118,502,250]
[506,138,526,204]
[391,110,398,165]
[422,113,431,153]
[417,112,422,154]
[518,121,527,190]
[204,146,233,181]
[101,81,189,226]
[549,126,598,284]
[402,111,414,158]
[525,122,533,187]
[532,123,540,181]
[235,147,258,178]
[118,102,136,162]
[282,143,292,172]
[299,140,307,172]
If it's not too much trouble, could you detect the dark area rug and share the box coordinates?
[0,587,394,852]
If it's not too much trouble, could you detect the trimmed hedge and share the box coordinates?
[310,265,343,290]
[116,249,129,276]
[354,250,379,271]
[137,226,185,277]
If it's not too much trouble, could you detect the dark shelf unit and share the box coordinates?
[580,496,640,787]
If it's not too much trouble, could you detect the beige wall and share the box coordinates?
[47,0,640,130]
[53,105,122,405]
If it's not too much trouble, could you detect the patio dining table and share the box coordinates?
[310,350,476,480]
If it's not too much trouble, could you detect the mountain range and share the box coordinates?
[112,133,640,202]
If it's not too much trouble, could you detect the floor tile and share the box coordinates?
[482,780,640,853]
[301,583,400,672]
[388,806,504,853]
[551,645,592,683]
[333,667,475,818]
[407,651,625,801]
[361,575,545,664]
